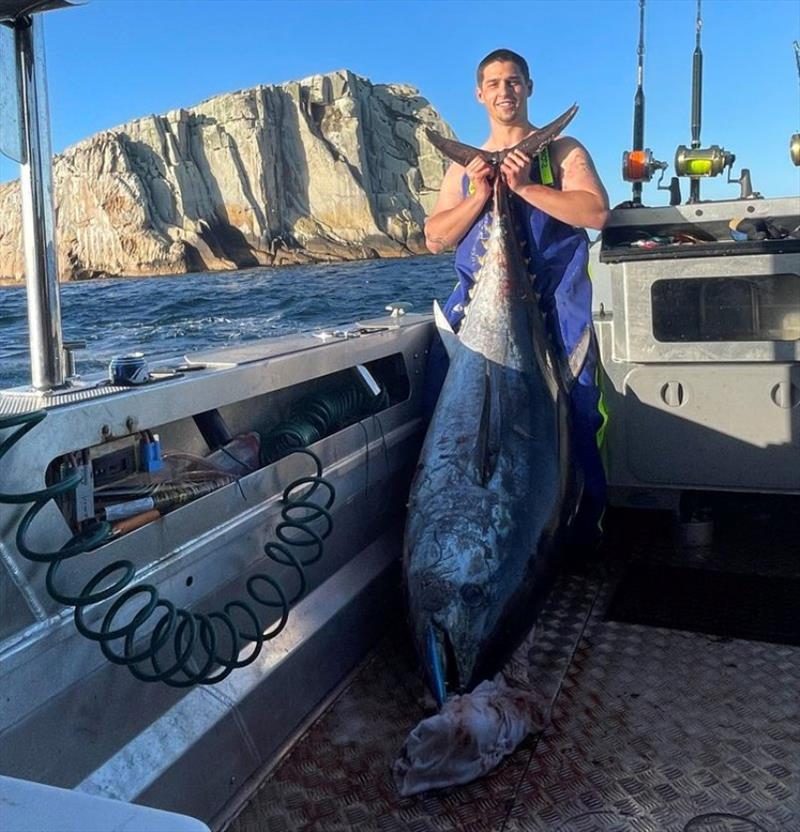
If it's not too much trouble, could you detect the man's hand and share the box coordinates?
[465,155,494,202]
[424,155,496,254]
[504,139,609,230]
[500,148,532,193]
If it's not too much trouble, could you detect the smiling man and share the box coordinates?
[425,48,610,550]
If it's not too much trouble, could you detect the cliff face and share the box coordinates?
[0,70,452,281]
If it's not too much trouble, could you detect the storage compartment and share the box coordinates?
[599,196,800,264]
[597,355,800,493]
[46,356,410,538]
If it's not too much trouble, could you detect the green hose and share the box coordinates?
[262,379,388,464]
[0,410,335,687]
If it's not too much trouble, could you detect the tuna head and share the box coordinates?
[405,522,507,706]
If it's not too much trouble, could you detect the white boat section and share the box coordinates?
[0,775,210,832]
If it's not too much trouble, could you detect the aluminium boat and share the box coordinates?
[1,2,798,830]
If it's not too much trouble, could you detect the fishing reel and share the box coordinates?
[674,144,733,178]
[675,144,758,200]
[622,148,667,183]
[621,148,681,205]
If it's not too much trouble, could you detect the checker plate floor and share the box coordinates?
[229,502,800,832]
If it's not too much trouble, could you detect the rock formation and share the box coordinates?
[0,70,453,282]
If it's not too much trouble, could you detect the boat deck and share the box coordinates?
[227,499,800,832]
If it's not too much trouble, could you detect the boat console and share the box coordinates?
[595,195,800,504]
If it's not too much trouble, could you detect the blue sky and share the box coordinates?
[1,0,798,207]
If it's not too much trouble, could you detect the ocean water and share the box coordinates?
[0,254,457,390]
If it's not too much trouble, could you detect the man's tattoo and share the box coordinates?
[562,149,593,177]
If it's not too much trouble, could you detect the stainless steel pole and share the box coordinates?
[15,14,65,390]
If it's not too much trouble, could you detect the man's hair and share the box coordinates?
[476,49,531,86]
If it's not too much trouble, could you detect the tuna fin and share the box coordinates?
[433,300,458,359]
[564,325,593,389]
[424,130,493,168]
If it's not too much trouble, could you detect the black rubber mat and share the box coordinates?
[606,564,800,646]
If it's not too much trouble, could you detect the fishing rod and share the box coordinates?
[791,41,800,165]
[690,0,703,153]
[673,0,745,202]
[621,0,667,205]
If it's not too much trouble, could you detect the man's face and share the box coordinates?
[476,60,532,125]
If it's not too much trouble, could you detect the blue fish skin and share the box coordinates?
[404,169,583,702]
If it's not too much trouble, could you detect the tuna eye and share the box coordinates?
[460,584,485,608]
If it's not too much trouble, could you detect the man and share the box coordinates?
[425,48,609,547]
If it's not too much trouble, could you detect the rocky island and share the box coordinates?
[0,70,452,282]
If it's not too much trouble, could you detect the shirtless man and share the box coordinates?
[425,48,610,546]
[425,50,608,253]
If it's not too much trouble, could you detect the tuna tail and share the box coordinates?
[424,104,579,168]
[514,103,579,157]
[423,131,494,169]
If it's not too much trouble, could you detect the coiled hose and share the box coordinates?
[262,381,388,463]
[0,410,334,687]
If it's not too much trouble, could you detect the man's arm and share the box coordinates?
[424,156,494,254]
[501,137,609,230]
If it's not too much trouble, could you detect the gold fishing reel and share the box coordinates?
[790,133,800,166]
[674,144,734,178]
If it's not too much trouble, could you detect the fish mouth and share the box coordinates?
[425,623,462,706]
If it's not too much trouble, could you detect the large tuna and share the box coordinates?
[404,106,591,705]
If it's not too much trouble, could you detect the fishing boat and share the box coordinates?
[1,1,798,830]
